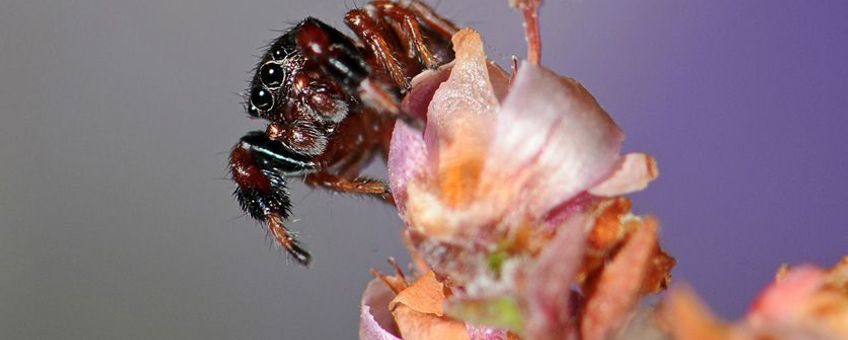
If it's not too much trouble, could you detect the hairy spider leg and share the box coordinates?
[294,17,437,128]
[364,1,452,69]
[230,131,317,265]
[302,108,393,201]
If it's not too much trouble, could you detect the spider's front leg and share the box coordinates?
[230,129,393,265]
[294,18,406,121]
[294,1,457,126]
[229,131,316,265]
[350,1,457,71]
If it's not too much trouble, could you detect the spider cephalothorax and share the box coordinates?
[229,1,457,265]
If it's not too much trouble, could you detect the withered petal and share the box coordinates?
[657,285,730,340]
[581,217,660,339]
[389,272,448,316]
[388,272,471,340]
[392,304,471,340]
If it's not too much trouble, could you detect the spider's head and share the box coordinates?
[245,20,351,156]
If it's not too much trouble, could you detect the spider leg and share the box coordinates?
[268,215,311,265]
[229,131,317,265]
[304,171,391,201]
[345,8,412,89]
[316,146,395,204]
[335,142,377,179]
[399,0,459,40]
[295,18,369,91]
[366,1,446,69]
[295,18,407,120]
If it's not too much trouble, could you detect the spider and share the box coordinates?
[228,1,458,266]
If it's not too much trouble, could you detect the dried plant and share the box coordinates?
[357,2,847,339]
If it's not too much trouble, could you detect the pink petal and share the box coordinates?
[482,64,624,218]
[421,29,500,197]
[425,29,500,151]
[360,279,402,340]
[401,60,509,124]
[748,266,825,324]
[466,324,513,340]
[389,30,510,218]
[588,153,659,197]
[523,213,587,340]
[486,61,512,102]
[402,66,453,122]
[388,121,427,217]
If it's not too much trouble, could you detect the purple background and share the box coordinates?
[0,0,846,338]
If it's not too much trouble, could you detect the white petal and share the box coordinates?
[482,63,624,217]
[425,28,499,161]
[588,153,659,197]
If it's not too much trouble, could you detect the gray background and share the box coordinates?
[1,1,847,339]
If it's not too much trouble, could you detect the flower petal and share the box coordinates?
[481,64,624,219]
[389,28,510,220]
[466,324,515,340]
[581,217,660,339]
[401,59,510,125]
[826,257,848,291]
[360,279,402,340]
[389,271,448,316]
[745,264,848,337]
[391,305,471,340]
[388,121,428,217]
[425,28,500,149]
[588,153,659,197]
[402,66,453,122]
[658,286,730,340]
[748,265,826,325]
[424,28,500,208]
[657,260,848,340]
[389,272,471,340]
[523,213,587,340]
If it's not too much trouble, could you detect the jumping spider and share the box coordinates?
[229,1,457,265]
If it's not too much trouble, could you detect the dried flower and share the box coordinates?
[389,28,656,240]
[360,7,673,337]
[355,2,848,339]
[657,257,848,340]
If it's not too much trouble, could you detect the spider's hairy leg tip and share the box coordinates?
[288,241,313,266]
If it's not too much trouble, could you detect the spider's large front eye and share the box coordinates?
[260,63,284,88]
[246,102,261,117]
[250,87,274,111]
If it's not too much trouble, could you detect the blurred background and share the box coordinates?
[1,0,846,338]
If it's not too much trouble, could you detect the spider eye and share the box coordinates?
[247,103,259,117]
[260,63,285,88]
[250,88,274,111]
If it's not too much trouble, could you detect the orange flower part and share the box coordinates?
[389,272,470,340]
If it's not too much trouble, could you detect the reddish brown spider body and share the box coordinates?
[229,1,457,265]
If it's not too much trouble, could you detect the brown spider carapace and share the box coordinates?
[229,1,457,265]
